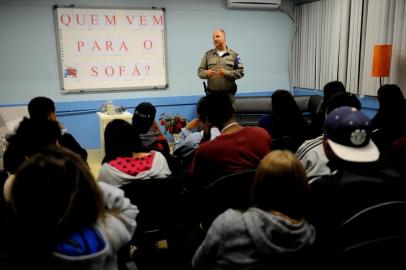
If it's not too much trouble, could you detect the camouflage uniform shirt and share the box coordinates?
[198,47,244,94]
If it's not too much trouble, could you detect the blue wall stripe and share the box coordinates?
[1,90,379,149]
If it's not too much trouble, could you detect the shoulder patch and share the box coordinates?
[235,54,242,66]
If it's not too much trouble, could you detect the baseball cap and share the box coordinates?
[134,102,156,119]
[324,106,379,162]
[132,102,156,132]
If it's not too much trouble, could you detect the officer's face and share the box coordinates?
[213,31,226,48]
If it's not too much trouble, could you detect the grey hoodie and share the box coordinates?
[192,207,316,270]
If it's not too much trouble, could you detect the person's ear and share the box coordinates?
[323,139,335,161]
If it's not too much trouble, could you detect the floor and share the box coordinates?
[87,148,103,178]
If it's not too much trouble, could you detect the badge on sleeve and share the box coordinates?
[235,55,243,68]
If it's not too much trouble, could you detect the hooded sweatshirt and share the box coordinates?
[192,207,316,270]
[3,182,138,270]
[52,182,139,270]
[97,151,171,187]
[139,126,170,157]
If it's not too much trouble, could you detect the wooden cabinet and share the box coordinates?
[97,111,132,150]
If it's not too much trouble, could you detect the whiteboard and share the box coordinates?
[54,6,167,93]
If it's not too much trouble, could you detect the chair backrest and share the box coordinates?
[199,169,256,229]
[340,200,406,244]
[120,176,187,242]
[307,95,323,115]
[335,200,406,264]
[233,95,323,126]
[271,135,305,153]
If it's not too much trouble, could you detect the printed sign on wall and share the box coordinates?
[54,6,167,93]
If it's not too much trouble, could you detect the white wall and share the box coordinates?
[0,0,294,105]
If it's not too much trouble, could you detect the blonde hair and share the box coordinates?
[251,150,309,220]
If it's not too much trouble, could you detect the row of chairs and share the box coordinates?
[119,171,406,268]
[335,200,406,266]
[119,171,257,269]
[119,170,256,247]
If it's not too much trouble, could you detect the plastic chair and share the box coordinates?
[335,200,406,265]
[199,169,256,230]
[271,135,304,153]
[120,176,187,252]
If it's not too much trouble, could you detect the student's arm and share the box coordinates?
[98,181,139,234]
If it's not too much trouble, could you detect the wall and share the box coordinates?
[0,0,295,148]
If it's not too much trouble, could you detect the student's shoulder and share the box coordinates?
[309,170,341,187]
[194,139,222,157]
[296,135,324,158]
[244,126,271,137]
[152,150,167,159]
[212,209,245,230]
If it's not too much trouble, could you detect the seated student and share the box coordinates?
[0,118,63,267]
[1,118,62,209]
[3,146,138,270]
[258,89,309,152]
[308,107,406,253]
[2,117,62,176]
[98,119,171,187]
[132,102,170,158]
[309,81,346,138]
[173,96,220,171]
[371,84,406,153]
[192,92,271,188]
[27,96,88,162]
[192,150,316,270]
[380,136,406,179]
[296,92,361,179]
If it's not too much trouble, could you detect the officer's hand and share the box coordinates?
[217,68,226,77]
[207,69,215,77]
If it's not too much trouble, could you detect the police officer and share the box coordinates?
[198,29,244,96]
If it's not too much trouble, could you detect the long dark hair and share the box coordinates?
[7,146,106,268]
[270,90,308,138]
[103,119,144,163]
[320,81,346,113]
[373,84,406,132]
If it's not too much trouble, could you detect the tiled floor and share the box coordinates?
[87,148,103,178]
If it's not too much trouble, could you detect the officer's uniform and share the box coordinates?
[198,47,244,95]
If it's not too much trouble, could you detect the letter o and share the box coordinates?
[144,40,153,50]
[105,66,114,76]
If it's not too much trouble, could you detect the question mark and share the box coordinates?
[145,64,150,76]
